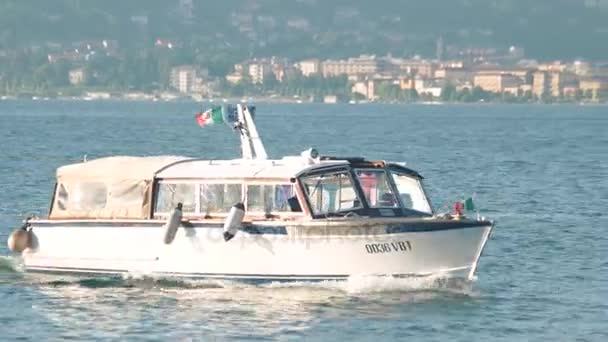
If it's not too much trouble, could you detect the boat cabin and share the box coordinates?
[48,153,434,221]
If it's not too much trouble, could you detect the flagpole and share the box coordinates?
[237,104,253,159]
[243,105,267,160]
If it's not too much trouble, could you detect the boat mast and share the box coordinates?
[236,103,268,160]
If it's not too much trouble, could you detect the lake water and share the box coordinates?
[0,101,606,341]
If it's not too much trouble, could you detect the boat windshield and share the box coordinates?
[354,169,399,208]
[298,166,433,217]
[388,170,433,214]
[300,170,363,216]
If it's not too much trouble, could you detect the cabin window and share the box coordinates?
[107,183,145,208]
[200,183,242,214]
[246,184,295,213]
[355,169,398,208]
[56,184,68,210]
[154,182,300,216]
[275,184,296,212]
[155,183,196,213]
[246,185,272,212]
[389,171,432,214]
[301,171,362,215]
[70,182,108,211]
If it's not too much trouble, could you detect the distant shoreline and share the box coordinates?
[1,94,606,105]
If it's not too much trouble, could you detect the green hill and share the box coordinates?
[1,0,607,60]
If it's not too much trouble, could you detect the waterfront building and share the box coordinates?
[580,77,608,101]
[532,71,549,98]
[563,86,580,99]
[298,59,321,77]
[396,59,436,78]
[474,66,532,80]
[532,71,577,98]
[571,60,592,76]
[538,62,567,73]
[323,95,338,103]
[248,63,267,84]
[170,65,196,93]
[399,78,416,90]
[550,72,578,97]
[68,68,87,85]
[413,77,442,97]
[248,60,274,84]
[473,73,521,93]
[321,55,378,77]
[226,72,243,85]
[434,68,473,84]
[519,84,533,95]
[351,80,375,100]
[170,65,208,93]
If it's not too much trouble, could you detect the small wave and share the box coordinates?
[261,273,474,296]
[120,272,230,290]
[13,269,475,297]
[343,274,474,295]
[37,274,227,290]
[0,255,24,273]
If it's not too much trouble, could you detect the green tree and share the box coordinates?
[540,91,553,103]
[440,83,456,102]
[458,88,472,102]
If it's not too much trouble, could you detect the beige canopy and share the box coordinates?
[50,156,189,219]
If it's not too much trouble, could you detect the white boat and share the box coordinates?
[7,104,494,281]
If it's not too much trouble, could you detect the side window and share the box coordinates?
[246,185,273,212]
[71,182,107,211]
[246,184,295,213]
[200,183,243,214]
[274,184,296,212]
[56,183,68,210]
[155,183,196,213]
[389,171,432,214]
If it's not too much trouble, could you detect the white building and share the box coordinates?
[170,65,208,93]
[414,77,442,98]
[298,59,321,76]
[322,55,378,77]
[248,61,273,84]
[69,68,87,85]
[351,80,375,100]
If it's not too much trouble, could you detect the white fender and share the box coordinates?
[223,203,245,242]
[7,228,30,253]
[163,203,183,244]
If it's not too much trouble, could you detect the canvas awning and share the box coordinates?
[50,156,190,219]
[56,156,189,181]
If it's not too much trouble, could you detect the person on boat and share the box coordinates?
[379,192,397,207]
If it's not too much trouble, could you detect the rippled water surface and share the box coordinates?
[0,101,606,341]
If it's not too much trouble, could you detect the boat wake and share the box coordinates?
[31,273,474,297]
[1,262,475,298]
[117,271,476,295]
[259,273,474,296]
[0,255,24,273]
[342,273,473,295]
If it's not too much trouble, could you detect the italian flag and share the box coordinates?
[195,106,223,127]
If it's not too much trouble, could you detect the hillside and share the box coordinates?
[1,0,607,60]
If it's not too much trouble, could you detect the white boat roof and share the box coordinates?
[55,155,353,183]
[155,156,350,180]
[55,154,423,185]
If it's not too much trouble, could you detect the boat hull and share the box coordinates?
[21,219,493,281]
